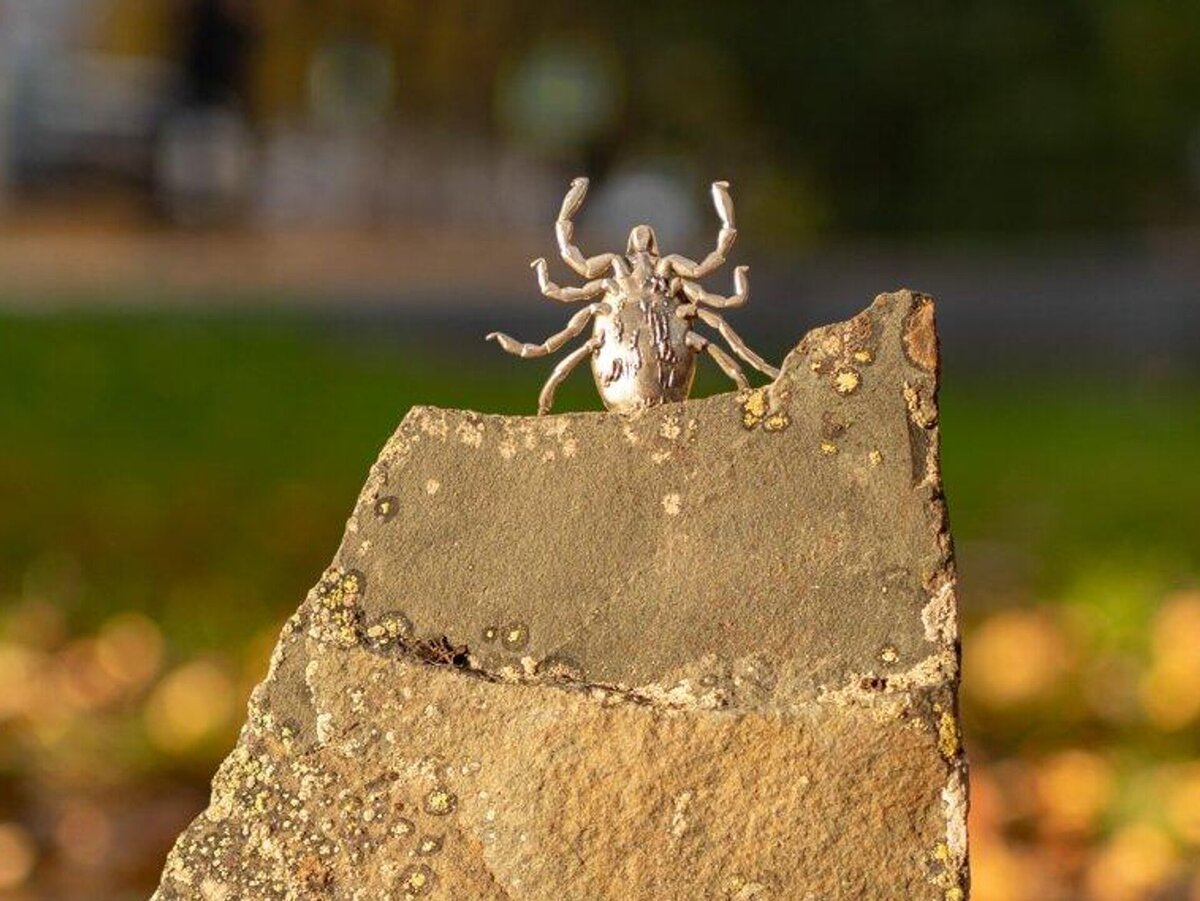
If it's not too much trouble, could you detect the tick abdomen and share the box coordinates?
[591,290,695,413]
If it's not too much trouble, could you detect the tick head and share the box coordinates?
[626,224,659,256]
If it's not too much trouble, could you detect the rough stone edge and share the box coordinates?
[901,291,968,900]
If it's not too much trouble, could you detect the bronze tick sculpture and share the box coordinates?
[487,177,779,414]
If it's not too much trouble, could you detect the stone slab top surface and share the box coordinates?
[342,288,954,704]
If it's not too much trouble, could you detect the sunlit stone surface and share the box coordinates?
[153,290,967,901]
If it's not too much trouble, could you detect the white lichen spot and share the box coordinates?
[942,770,969,870]
[499,439,517,460]
[540,449,556,463]
[651,448,672,465]
[922,579,959,645]
[880,645,899,664]
[660,415,682,440]
[315,712,333,744]
[562,437,579,458]
[542,418,570,439]
[903,380,938,428]
[763,412,790,432]
[670,791,693,838]
[662,493,682,516]
[424,479,441,496]
[622,423,640,445]
[456,421,485,448]
[423,704,441,719]
[418,411,449,440]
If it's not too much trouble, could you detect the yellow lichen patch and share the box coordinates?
[937,709,960,761]
[820,441,838,456]
[373,496,398,520]
[763,412,790,432]
[501,622,529,651]
[662,493,682,516]
[339,571,362,596]
[853,349,874,364]
[392,817,415,838]
[833,368,861,396]
[417,835,443,855]
[423,787,458,817]
[869,449,883,467]
[880,645,899,664]
[398,862,436,896]
[741,388,769,429]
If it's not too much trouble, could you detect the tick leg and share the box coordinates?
[658,180,737,279]
[487,304,602,358]
[695,307,780,379]
[681,265,749,310]
[687,332,748,389]
[532,258,609,303]
[555,177,618,278]
[538,336,602,415]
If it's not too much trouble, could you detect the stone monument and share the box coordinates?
[152,288,967,900]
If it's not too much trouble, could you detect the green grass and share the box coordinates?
[1,312,1196,654]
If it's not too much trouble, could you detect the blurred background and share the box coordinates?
[0,1,1198,899]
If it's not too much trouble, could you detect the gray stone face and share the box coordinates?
[153,290,967,901]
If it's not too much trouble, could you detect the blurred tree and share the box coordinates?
[69,0,1200,234]
[178,0,257,108]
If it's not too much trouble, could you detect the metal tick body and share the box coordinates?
[487,177,779,415]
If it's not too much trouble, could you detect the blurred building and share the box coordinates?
[0,1,581,230]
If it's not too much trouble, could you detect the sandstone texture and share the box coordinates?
[153,290,967,900]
